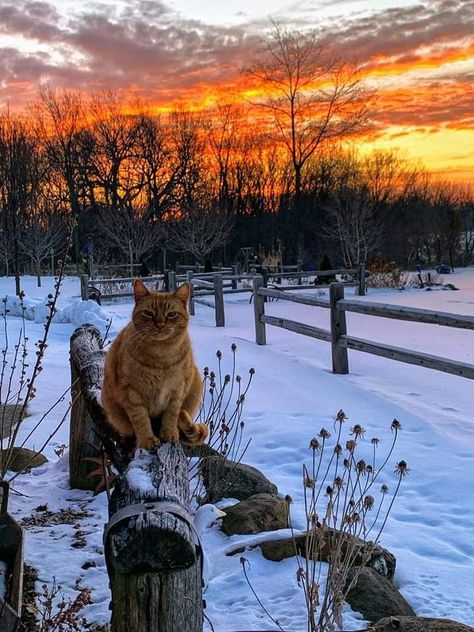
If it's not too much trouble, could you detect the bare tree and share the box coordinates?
[98,208,162,275]
[35,85,85,262]
[245,24,372,209]
[88,91,143,213]
[459,192,474,266]
[0,114,42,294]
[0,228,13,275]
[20,221,65,286]
[324,152,383,266]
[166,186,234,264]
[135,110,181,222]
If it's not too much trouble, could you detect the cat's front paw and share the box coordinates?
[159,428,180,444]
[137,434,160,450]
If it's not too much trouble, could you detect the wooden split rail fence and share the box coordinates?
[81,265,366,330]
[253,278,474,380]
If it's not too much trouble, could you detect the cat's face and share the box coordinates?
[132,280,190,341]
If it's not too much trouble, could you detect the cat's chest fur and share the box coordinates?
[121,335,188,415]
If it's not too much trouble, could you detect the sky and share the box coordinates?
[0,0,473,182]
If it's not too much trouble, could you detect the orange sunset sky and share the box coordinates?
[1,0,473,183]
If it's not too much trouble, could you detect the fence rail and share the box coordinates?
[253,278,474,380]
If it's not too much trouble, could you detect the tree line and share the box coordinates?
[1,27,473,292]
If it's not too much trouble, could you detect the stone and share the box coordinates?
[0,404,28,439]
[221,494,288,536]
[199,456,278,503]
[259,528,396,580]
[373,616,474,631]
[345,567,415,623]
[0,448,48,473]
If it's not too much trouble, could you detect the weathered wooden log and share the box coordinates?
[69,325,107,490]
[0,482,24,632]
[106,445,202,632]
[69,324,203,632]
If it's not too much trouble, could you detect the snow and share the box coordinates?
[1,270,474,629]
[126,449,158,495]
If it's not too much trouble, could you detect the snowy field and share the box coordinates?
[1,269,474,630]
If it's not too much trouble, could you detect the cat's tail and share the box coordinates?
[178,410,208,445]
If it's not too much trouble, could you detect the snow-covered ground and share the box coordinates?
[1,270,474,630]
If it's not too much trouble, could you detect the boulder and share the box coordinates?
[0,448,48,472]
[221,494,288,536]
[373,616,474,631]
[259,528,396,580]
[199,456,278,503]
[346,567,415,623]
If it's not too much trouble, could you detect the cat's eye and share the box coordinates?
[142,309,154,318]
[167,311,177,318]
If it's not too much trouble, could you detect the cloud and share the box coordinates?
[0,0,472,139]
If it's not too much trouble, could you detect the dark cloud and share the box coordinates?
[0,1,62,41]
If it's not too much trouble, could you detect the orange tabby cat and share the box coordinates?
[101,280,208,450]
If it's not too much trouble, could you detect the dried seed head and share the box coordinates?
[355,459,367,474]
[350,424,366,438]
[309,438,320,451]
[304,476,316,489]
[346,439,356,453]
[216,350,222,359]
[371,437,380,445]
[334,476,344,489]
[319,428,331,439]
[334,443,342,455]
[381,484,389,494]
[325,485,333,496]
[231,343,237,351]
[391,418,402,431]
[249,367,255,375]
[285,495,293,504]
[395,460,410,476]
[335,409,348,423]
[363,495,375,510]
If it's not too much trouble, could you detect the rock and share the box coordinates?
[0,448,48,472]
[259,528,396,580]
[345,567,415,623]
[373,616,474,631]
[182,443,219,459]
[221,494,288,535]
[0,404,28,439]
[199,456,278,503]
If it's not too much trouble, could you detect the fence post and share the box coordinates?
[80,274,89,300]
[186,270,195,316]
[253,275,266,345]
[231,264,238,290]
[330,282,349,374]
[297,259,302,285]
[214,273,225,327]
[358,263,366,296]
[168,270,177,291]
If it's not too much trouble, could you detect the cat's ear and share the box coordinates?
[174,282,189,306]
[133,278,150,302]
